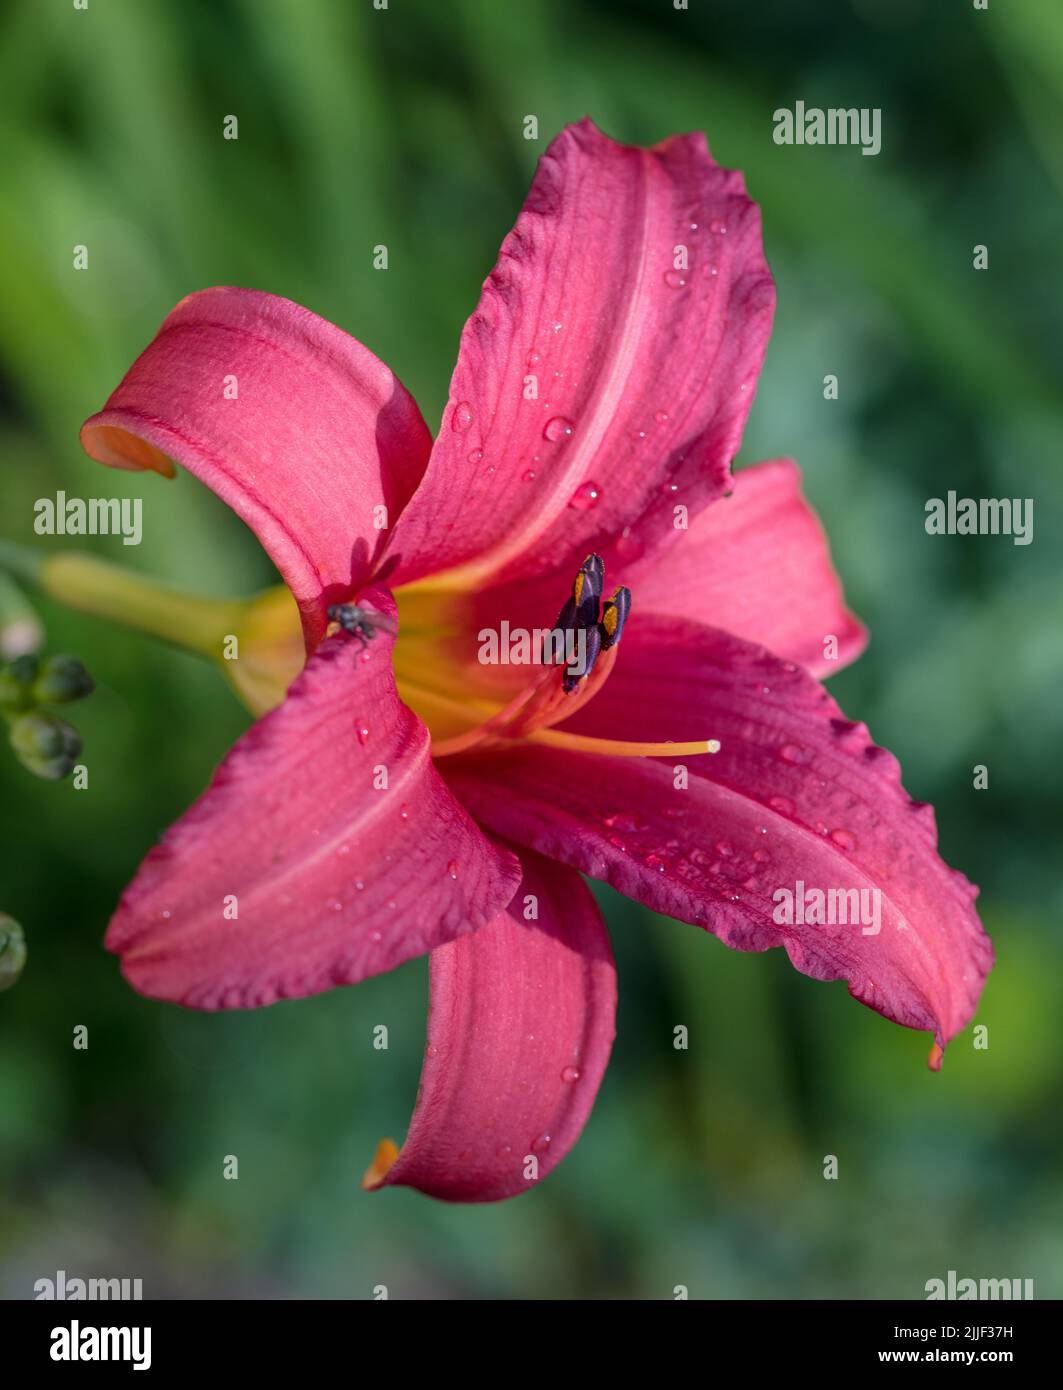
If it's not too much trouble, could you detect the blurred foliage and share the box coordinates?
[1,0,1061,1299]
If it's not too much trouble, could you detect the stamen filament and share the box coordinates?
[527,729,721,758]
[405,677,722,761]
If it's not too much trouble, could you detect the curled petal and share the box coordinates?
[443,616,992,1051]
[384,118,774,589]
[623,458,866,676]
[81,288,432,648]
[107,589,521,1008]
[368,850,616,1202]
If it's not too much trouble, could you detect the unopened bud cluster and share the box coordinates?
[0,914,26,992]
[0,652,94,779]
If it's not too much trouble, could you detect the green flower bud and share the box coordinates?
[9,711,82,780]
[0,915,26,992]
[32,654,95,704]
[0,653,40,715]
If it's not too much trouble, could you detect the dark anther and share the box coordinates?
[572,553,605,627]
[550,556,631,692]
[600,586,631,650]
[563,622,602,692]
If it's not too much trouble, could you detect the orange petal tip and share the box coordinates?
[362,1137,400,1191]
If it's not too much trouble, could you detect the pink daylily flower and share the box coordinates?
[80,119,992,1202]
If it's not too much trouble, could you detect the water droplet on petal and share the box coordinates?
[561,1065,581,1083]
[616,527,644,562]
[568,479,601,510]
[355,722,370,746]
[543,415,575,443]
[643,853,667,871]
[769,795,795,816]
[714,840,734,857]
[451,400,473,433]
[467,448,483,464]
[327,898,343,912]
[521,468,536,482]
[706,263,719,277]
[355,879,365,891]
[709,217,727,234]
[654,410,670,425]
[370,928,382,942]
[779,743,807,765]
[425,1044,437,1057]
[399,803,410,821]
[830,828,857,851]
[447,860,459,879]
[496,1143,513,1158]
[526,350,541,367]
[663,270,687,289]
[531,1133,552,1153]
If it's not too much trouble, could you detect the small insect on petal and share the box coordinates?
[326,603,398,649]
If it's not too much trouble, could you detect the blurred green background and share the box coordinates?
[1,0,1061,1300]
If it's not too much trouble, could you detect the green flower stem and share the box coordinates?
[0,541,245,659]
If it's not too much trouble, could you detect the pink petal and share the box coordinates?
[80,288,431,648]
[368,849,616,1202]
[442,616,992,1051]
[107,588,521,1008]
[624,458,867,677]
[383,118,774,589]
